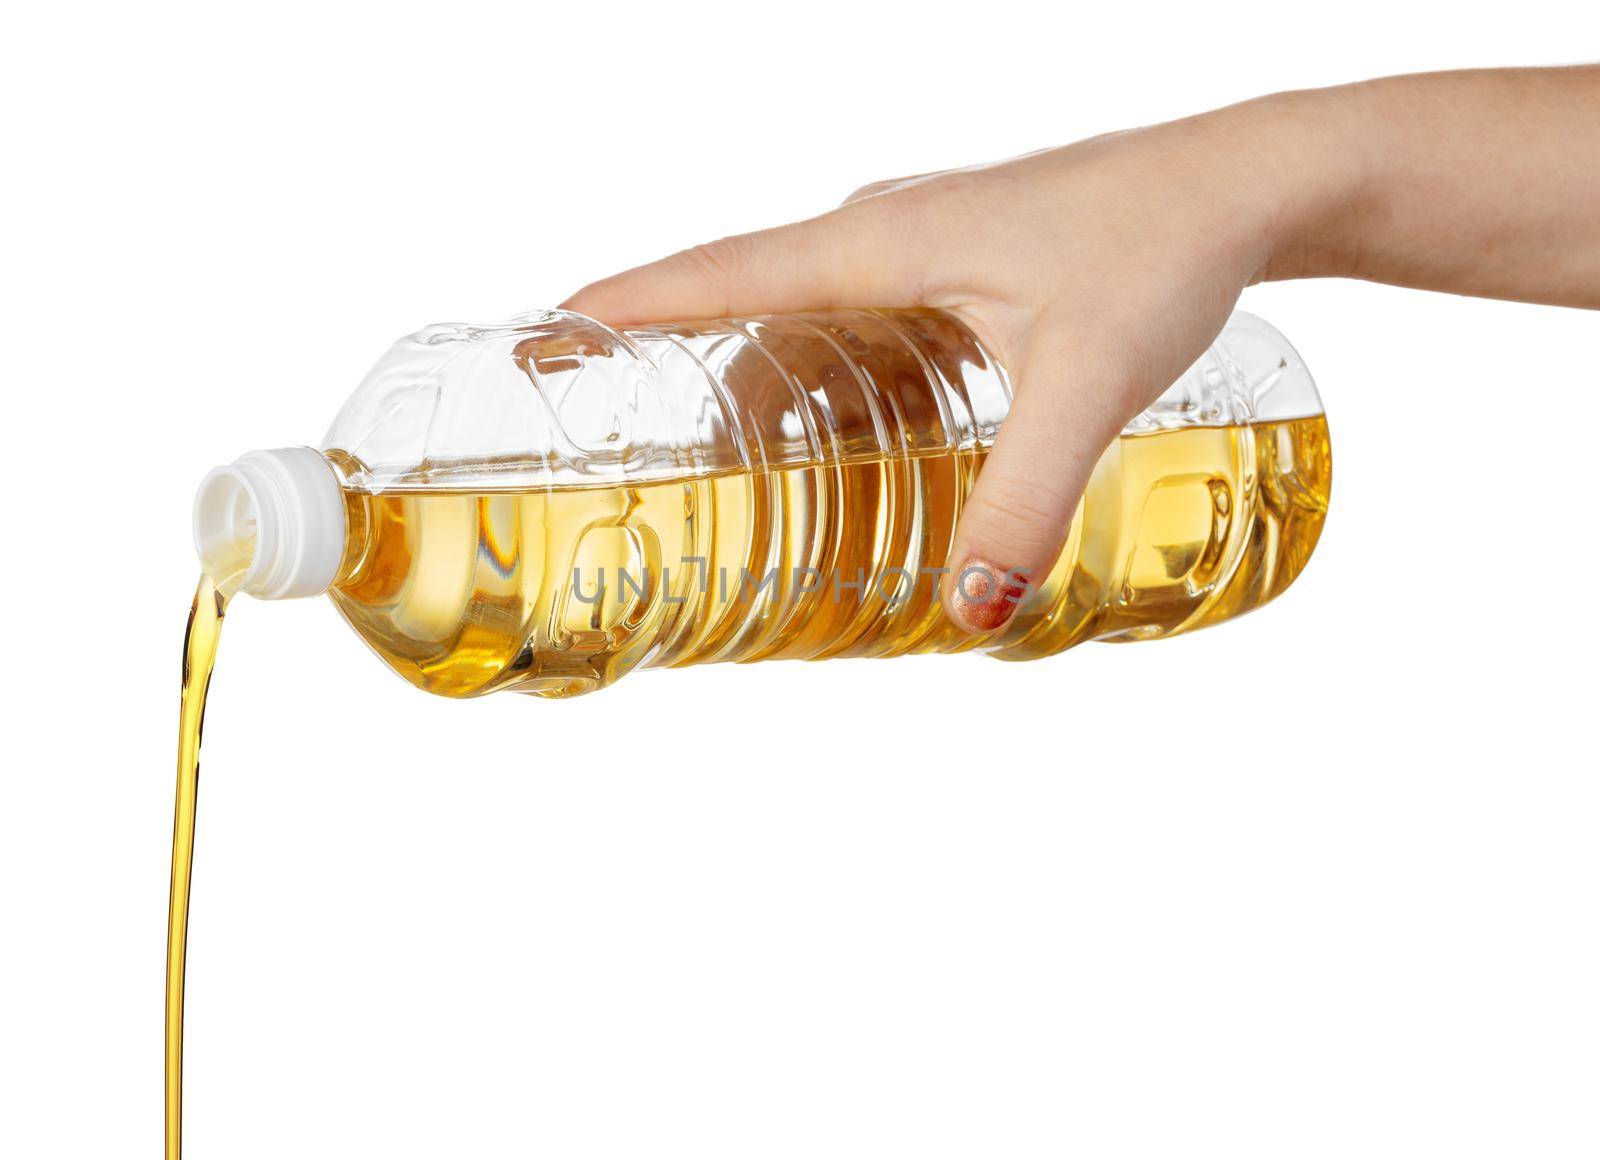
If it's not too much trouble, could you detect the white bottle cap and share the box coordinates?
[193,447,347,599]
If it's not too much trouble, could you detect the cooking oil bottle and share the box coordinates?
[192,308,1331,698]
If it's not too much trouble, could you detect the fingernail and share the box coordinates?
[947,557,1029,632]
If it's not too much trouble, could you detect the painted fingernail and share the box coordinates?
[947,557,1028,632]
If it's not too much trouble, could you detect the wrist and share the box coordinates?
[1213,83,1383,284]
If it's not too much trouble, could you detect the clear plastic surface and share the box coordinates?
[319,308,1329,697]
[324,309,1321,493]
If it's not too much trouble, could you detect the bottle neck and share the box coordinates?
[192,447,348,599]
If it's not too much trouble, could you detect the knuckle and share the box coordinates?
[842,181,887,205]
[964,476,1075,563]
[987,474,1075,529]
[678,236,752,285]
[843,179,935,225]
[926,167,1006,213]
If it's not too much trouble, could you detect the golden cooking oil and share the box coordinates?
[168,553,247,1160]
[325,415,1330,699]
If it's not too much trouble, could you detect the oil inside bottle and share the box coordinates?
[328,414,1331,699]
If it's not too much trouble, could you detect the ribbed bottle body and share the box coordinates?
[321,309,1329,698]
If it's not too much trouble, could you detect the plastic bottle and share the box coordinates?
[192,307,1330,698]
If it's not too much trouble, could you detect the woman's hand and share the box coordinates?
[564,68,1599,632]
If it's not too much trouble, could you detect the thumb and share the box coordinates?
[941,341,1128,634]
[561,204,918,325]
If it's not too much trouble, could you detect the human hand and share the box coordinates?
[565,68,1599,632]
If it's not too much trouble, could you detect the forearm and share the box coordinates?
[1245,67,1600,307]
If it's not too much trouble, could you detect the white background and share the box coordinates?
[3,3,1598,1157]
